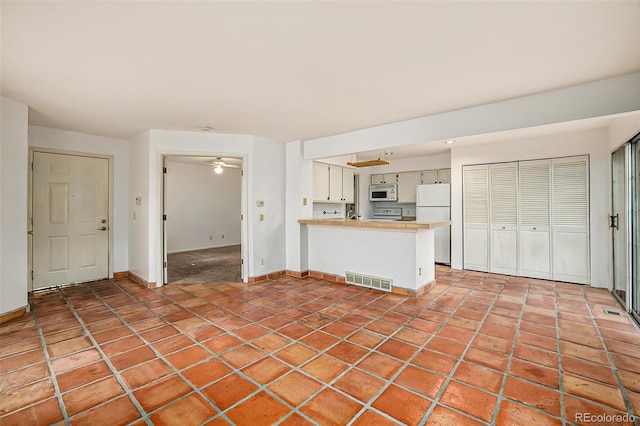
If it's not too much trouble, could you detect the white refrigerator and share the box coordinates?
[416,183,451,264]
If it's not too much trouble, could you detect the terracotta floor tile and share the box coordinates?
[517,331,558,352]
[560,329,604,350]
[322,322,357,338]
[0,349,46,373]
[364,320,400,336]
[51,349,102,374]
[166,345,210,370]
[513,343,558,368]
[611,352,640,373]
[182,359,232,388]
[348,332,383,350]
[92,326,132,344]
[69,395,141,426]
[252,333,292,352]
[242,357,290,384]
[186,325,224,342]
[202,373,258,410]
[259,315,291,330]
[300,388,363,426]
[0,397,63,425]
[62,376,125,416]
[562,355,617,386]
[202,334,243,354]
[564,394,632,426]
[406,318,439,334]
[395,365,445,399]
[619,370,640,393]
[301,354,348,383]
[0,362,50,393]
[300,331,339,351]
[412,349,458,376]
[44,328,86,345]
[234,323,270,341]
[357,352,403,379]
[372,384,431,425]
[326,341,369,364]
[133,374,192,412]
[560,341,609,365]
[334,369,385,402]
[436,324,475,343]
[0,338,42,358]
[377,339,418,361]
[472,333,512,354]
[56,361,112,392]
[219,344,264,368]
[278,323,314,340]
[225,391,290,425]
[453,361,504,394]
[100,335,145,357]
[503,376,561,416]
[0,379,55,414]
[110,345,156,371]
[563,374,626,411]
[121,359,173,389]
[425,336,466,357]
[425,404,485,426]
[268,371,323,405]
[279,412,315,426]
[351,409,398,426]
[508,358,559,389]
[440,380,497,422]
[149,393,217,426]
[496,400,562,426]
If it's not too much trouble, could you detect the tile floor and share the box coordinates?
[1,266,640,425]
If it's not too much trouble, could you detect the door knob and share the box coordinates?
[97,227,107,231]
[101,219,107,224]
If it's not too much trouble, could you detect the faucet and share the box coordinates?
[347,210,361,220]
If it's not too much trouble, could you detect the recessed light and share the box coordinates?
[199,125,214,131]
[384,151,393,155]
[444,140,455,145]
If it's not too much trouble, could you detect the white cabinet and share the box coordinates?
[463,165,489,272]
[518,159,551,279]
[463,155,590,284]
[489,162,518,275]
[421,168,451,184]
[313,162,354,203]
[397,171,421,203]
[371,173,397,184]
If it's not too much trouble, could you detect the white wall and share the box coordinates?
[127,129,286,284]
[450,127,610,287]
[29,126,130,274]
[285,141,313,272]
[1,97,29,315]
[166,160,241,253]
[608,112,640,151]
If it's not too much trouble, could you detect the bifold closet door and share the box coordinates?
[463,165,489,271]
[518,160,552,280]
[489,163,518,275]
[552,156,590,284]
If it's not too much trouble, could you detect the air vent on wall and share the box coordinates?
[345,271,392,292]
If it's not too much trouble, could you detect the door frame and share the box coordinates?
[610,143,632,309]
[28,147,115,291]
[156,151,249,285]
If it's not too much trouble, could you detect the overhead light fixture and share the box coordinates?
[199,125,214,131]
[213,165,223,174]
[384,151,393,155]
[444,140,455,145]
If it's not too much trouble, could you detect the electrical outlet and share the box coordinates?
[257,200,265,207]
[260,258,265,266]
[221,234,224,239]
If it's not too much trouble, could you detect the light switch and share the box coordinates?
[303,198,307,206]
[259,214,264,221]
[257,200,264,207]
[135,196,142,205]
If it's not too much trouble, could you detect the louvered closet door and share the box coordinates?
[489,163,518,275]
[552,156,590,284]
[463,165,489,271]
[518,160,552,279]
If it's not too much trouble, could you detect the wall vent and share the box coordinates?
[604,307,622,316]
[345,271,392,292]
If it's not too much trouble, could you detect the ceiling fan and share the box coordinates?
[209,157,241,174]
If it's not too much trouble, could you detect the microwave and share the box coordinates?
[369,184,398,201]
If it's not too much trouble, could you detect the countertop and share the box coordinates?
[298,218,451,230]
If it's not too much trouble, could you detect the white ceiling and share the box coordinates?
[2,1,639,144]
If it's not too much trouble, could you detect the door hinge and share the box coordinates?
[163,214,167,221]
[31,162,34,170]
[163,261,167,268]
[241,259,243,265]
[240,214,243,220]
[163,167,167,173]
[31,270,34,280]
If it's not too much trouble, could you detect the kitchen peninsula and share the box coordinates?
[298,218,451,296]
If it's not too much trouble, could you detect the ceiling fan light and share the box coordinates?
[214,165,223,174]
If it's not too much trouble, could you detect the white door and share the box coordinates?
[463,165,489,271]
[552,156,590,284]
[489,163,518,275]
[518,159,552,279]
[33,152,109,289]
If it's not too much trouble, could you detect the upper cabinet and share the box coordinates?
[397,171,421,203]
[421,168,450,184]
[371,173,398,184]
[313,162,354,203]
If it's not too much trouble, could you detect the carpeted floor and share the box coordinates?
[167,245,241,284]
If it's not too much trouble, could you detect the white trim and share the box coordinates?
[167,243,240,255]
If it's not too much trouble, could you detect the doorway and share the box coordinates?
[31,150,111,289]
[162,155,243,284]
[611,132,640,324]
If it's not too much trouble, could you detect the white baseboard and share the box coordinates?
[167,243,240,254]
